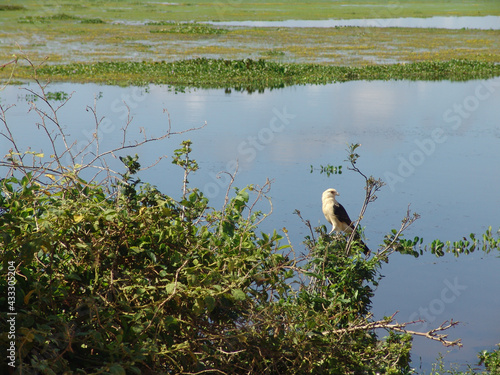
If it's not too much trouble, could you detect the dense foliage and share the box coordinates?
[12,58,500,90]
[0,152,416,374]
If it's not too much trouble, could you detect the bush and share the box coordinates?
[0,151,416,374]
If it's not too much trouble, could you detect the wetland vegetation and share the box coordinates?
[1,0,499,85]
[10,58,500,90]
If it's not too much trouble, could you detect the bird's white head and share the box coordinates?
[322,188,339,202]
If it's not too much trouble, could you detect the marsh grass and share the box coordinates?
[10,0,499,22]
[2,20,498,66]
[0,4,25,11]
[2,1,499,66]
[149,22,229,35]
[1,1,499,85]
[20,58,500,89]
[17,13,105,24]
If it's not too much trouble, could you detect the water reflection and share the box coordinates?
[207,16,500,30]
[1,79,499,370]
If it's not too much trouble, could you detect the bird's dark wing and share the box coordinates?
[333,201,353,228]
[334,200,370,255]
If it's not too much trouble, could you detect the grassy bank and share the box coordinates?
[5,58,499,89]
[0,1,499,69]
[2,22,499,67]
[3,0,500,22]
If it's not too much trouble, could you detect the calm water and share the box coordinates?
[1,78,500,370]
[207,16,500,30]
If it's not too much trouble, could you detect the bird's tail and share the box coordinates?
[350,232,370,255]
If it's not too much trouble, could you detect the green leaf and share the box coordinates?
[108,364,126,375]
[204,295,216,312]
[165,282,184,294]
[231,289,246,301]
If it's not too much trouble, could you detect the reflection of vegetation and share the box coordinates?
[22,58,500,89]
[20,91,69,102]
[45,91,70,101]
[310,164,342,177]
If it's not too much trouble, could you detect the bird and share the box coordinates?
[321,188,370,254]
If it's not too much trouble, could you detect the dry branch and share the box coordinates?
[321,313,462,348]
[0,55,206,193]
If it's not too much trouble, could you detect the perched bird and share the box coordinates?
[321,188,370,254]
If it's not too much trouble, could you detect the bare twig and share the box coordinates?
[343,144,384,255]
[1,58,206,193]
[0,55,19,90]
[221,167,238,214]
[247,178,273,227]
[293,209,316,244]
[321,315,462,348]
[378,205,420,257]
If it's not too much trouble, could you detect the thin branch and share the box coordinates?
[294,209,316,244]
[0,55,19,90]
[344,144,385,255]
[1,55,207,192]
[321,315,462,348]
[247,178,273,227]
[378,204,420,257]
[181,369,228,375]
[221,165,238,214]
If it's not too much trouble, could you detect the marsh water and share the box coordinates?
[208,15,500,30]
[2,78,500,370]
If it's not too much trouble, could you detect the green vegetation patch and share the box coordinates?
[8,0,500,22]
[17,12,105,24]
[26,58,500,89]
[80,17,105,24]
[0,4,25,10]
[149,22,228,35]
